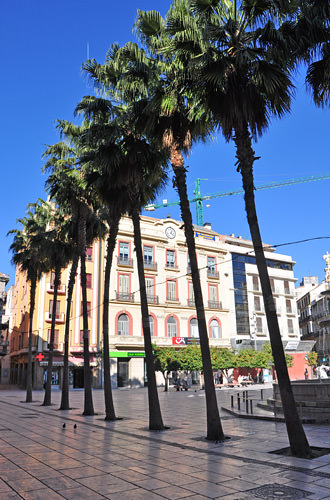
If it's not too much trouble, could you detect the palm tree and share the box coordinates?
[43,124,100,416]
[8,202,49,402]
[121,12,224,442]
[43,143,80,410]
[180,0,311,456]
[41,206,74,406]
[76,96,169,429]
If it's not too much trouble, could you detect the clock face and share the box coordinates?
[165,226,176,239]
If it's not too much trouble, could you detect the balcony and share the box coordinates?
[46,283,66,294]
[284,288,296,296]
[187,299,195,307]
[166,297,180,304]
[144,260,157,271]
[117,256,133,267]
[146,295,159,304]
[45,312,65,323]
[165,262,179,271]
[207,269,219,279]
[208,300,222,309]
[116,292,135,302]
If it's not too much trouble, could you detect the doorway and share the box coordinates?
[117,359,129,387]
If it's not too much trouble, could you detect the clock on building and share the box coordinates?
[165,226,176,239]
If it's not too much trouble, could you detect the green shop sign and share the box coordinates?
[109,351,145,358]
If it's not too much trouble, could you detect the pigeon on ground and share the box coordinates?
[62,423,66,429]
[73,424,77,429]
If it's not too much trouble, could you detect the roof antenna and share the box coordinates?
[87,42,90,60]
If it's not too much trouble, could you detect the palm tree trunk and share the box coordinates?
[131,207,165,431]
[78,207,94,416]
[171,146,224,441]
[26,275,37,403]
[103,214,120,420]
[43,266,61,406]
[234,123,311,458]
[60,255,78,411]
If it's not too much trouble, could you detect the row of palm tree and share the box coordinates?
[8,0,330,457]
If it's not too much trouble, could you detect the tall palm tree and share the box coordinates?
[121,13,224,442]
[40,206,74,406]
[176,0,311,456]
[43,124,100,416]
[43,142,79,411]
[8,202,49,402]
[76,96,169,429]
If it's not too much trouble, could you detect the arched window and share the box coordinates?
[190,318,199,338]
[149,315,154,336]
[210,319,220,339]
[118,314,129,335]
[167,316,177,337]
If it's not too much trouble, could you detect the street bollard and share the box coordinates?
[260,389,263,400]
[237,394,240,410]
[231,395,234,408]
[246,399,249,413]
[250,400,253,414]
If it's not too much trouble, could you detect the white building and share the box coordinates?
[8,214,301,389]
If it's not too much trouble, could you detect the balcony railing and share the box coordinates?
[46,283,66,294]
[207,269,219,279]
[146,295,159,304]
[144,260,157,271]
[187,299,195,307]
[45,312,65,323]
[117,256,133,267]
[166,262,179,270]
[208,300,222,309]
[116,292,135,302]
[166,297,180,304]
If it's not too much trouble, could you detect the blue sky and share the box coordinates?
[2,0,330,288]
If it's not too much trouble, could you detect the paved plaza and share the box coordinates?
[0,385,330,499]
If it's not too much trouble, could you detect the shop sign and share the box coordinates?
[172,337,200,345]
[109,351,145,358]
[195,232,215,241]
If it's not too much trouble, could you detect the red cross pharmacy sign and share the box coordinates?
[36,352,45,362]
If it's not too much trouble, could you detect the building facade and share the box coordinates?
[8,215,301,389]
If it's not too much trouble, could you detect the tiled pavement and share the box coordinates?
[0,385,330,499]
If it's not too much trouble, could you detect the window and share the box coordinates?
[254,296,261,312]
[167,280,177,301]
[86,247,93,261]
[49,300,60,319]
[210,319,220,338]
[252,276,259,291]
[48,329,59,349]
[190,318,199,338]
[166,250,175,268]
[286,299,292,314]
[149,315,154,336]
[118,274,129,299]
[86,273,92,289]
[188,282,195,305]
[118,314,129,335]
[208,256,216,271]
[256,317,263,333]
[81,301,91,317]
[144,246,153,264]
[270,278,275,293]
[145,277,154,301]
[119,242,130,263]
[284,280,290,294]
[79,329,89,345]
[287,318,294,334]
[167,316,177,337]
[209,285,218,305]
